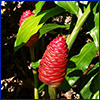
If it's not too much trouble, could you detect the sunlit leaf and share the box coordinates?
[14,13,46,52]
[14,6,64,52]
[90,12,99,50]
[66,42,97,86]
[54,1,79,16]
[91,90,99,99]
[38,83,46,93]
[69,42,97,72]
[39,23,70,38]
[92,2,99,15]
[35,1,46,15]
[31,59,41,69]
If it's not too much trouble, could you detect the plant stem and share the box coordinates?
[29,46,39,99]
[33,69,39,99]
[48,86,56,99]
[29,46,35,61]
[42,35,45,54]
[66,2,92,51]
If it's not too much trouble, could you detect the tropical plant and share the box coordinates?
[14,1,99,99]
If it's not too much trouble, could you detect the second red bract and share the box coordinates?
[19,10,40,47]
[38,36,68,88]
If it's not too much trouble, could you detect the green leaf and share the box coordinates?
[80,63,99,99]
[90,73,99,93]
[79,62,99,91]
[39,23,70,38]
[92,2,99,15]
[91,90,99,99]
[39,6,65,24]
[14,6,64,52]
[38,83,46,93]
[80,79,93,99]
[90,12,99,50]
[54,1,79,16]
[30,59,41,69]
[66,42,97,86]
[88,62,99,75]
[70,42,97,72]
[35,1,46,15]
[14,13,46,52]
[80,77,94,99]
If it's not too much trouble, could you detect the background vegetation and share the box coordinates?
[1,1,99,99]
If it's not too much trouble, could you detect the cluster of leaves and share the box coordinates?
[14,1,99,99]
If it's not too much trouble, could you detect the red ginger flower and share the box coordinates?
[38,36,68,88]
[19,10,40,47]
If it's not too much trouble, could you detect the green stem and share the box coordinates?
[48,86,56,99]
[29,45,39,99]
[66,2,92,51]
[29,46,35,61]
[42,35,45,54]
[33,69,39,99]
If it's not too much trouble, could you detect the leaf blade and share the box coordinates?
[80,63,99,99]
[14,13,46,52]
[66,42,98,86]
[35,1,46,15]
[54,1,79,16]
[14,6,65,52]
[39,6,64,24]
[39,23,70,38]
[90,12,99,50]
[31,59,41,69]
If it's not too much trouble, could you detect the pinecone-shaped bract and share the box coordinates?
[19,10,39,47]
[38,36,68,88]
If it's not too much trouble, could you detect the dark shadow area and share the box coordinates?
[68,61,76,68]
[58,79,71,92]
[75,67,99,93]
[90,73,99,93]
[67,70,83,77]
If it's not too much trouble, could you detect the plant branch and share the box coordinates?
[48,86,56,99]
[29,46,35,61]
[66,2,94,51]
[33,69,39,99]
[29,45,39,99]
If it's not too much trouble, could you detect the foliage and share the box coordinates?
[14,1,99,99]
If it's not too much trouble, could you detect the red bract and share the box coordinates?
[19,10,33,27]
[38,36,68,87]
[19,10,39,47]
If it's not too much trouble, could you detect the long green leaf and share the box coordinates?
[91,90,99,99]
[14,13,46,52]
[90,12,99,50]
[38,83,46,93]
[39,23,70,38]
[90,73,99,93]
[39,6,64,24]
[54,1,79,16]
[69,42,97,72]
[14,6,64,52]
[92,2,99,15]
[66,42,97,86]
[80,63,99,99]
[35,1,46,15]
